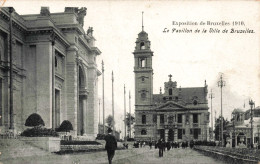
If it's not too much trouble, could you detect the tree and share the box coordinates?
[57,120,73,135]
[25,113,45,127]
[106,115,115,128]
[125,112,135,138]
[214,116,229,142]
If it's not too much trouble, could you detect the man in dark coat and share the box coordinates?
[104,128,117,164]
[158,138,164,157]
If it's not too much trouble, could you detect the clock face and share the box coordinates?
[141,92,146,99]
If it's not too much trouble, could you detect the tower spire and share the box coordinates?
[142,11,144,31]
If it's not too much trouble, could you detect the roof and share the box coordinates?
[180,87,207,104]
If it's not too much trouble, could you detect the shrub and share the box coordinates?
[56,120,73,134]
[21,127,58,137]
[25,113,45,127]
[127,138,135,141]
[96,134,106,140]
[60,140,102,145]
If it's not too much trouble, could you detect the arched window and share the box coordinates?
[140,58,146,68]
[169,88,172,95]
[193,100,198,105]
[140,42,145,49]
[141,129,147,135]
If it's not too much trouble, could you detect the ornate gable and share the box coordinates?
[156,101,186,110]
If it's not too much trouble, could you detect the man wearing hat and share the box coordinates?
[104,127,117,164]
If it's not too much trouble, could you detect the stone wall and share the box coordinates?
[21,137,61,152]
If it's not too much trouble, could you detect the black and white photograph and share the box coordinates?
[0,0,259,163]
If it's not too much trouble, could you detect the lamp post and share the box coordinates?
[102,60,105,134]
[249,99,254,148]
[209,89,214,140]
[257,125,260,149]
[218,74,225,147]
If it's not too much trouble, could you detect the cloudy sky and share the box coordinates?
[5,0,260,136]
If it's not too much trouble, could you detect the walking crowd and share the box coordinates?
[132,139,216,157]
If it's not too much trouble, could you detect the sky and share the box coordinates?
[4,0,260,137]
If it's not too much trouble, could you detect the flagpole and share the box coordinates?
[129,90,131,138]
[124,84,126,141]
[112,71,115,135]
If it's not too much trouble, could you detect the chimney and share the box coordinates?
[40,7,50,16]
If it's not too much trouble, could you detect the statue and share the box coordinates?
[78,7,87,26]
[87,27,94,36]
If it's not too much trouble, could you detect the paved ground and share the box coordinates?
[1,146,226,164]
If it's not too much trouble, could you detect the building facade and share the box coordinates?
[0,7,101,139]
[133,28,210,142]
[226,107,260,148]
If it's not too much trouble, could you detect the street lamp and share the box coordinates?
[257,125,260,149]
[218,74,225,147]
[249,99,254,148]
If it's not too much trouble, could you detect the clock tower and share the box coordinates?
[133,21,153,108]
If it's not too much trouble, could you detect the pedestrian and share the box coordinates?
[149,141,152,149]
[163,140,166,152]
[104,128,117,164]
[158,138,164,157]
[190,140,194,149]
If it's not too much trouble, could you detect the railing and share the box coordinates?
[194,146,260,163]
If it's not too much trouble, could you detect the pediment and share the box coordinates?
[157,101,186,110]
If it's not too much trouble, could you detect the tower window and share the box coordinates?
[141,77,145,82]
[140,42,145,49]
[169,88,172,95]
[142,115,146,124]
[193,100,198,105]
[140,58,146,67]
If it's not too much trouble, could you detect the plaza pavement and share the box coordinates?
[1,145,226,164]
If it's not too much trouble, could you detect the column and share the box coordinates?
[157,115,160,140]
[157,115,160,128]
[229,132,232,147]
[165,129,169,142]
[174,129,177,141]
[82,97,87,135]
[235,133,237,148]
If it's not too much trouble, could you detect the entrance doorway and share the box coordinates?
[168,129,174,141]
[194,129,199,139]
[160,129,165,140]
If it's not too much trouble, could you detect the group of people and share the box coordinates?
[133,141,147,148]
[104,127,212,163]
[156,139,195,157]
[132,139,199,157]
